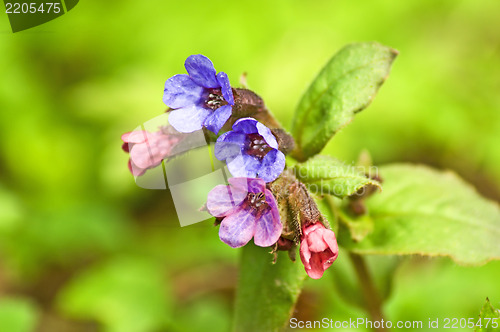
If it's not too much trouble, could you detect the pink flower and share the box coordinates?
[206,177,282,248]
[121,130,179,176]
[299,223,339,279]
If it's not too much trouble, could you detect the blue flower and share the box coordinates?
[163,54,234,134]
[214,118,286,182]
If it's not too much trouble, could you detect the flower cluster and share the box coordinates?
[121,54,338,279]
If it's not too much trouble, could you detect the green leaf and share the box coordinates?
[341,164,500,265]
[475,298,500,332]
[294,156,381,199]
[338,209,374,242]
[0,298,38,332]
[331,252,400,309]
[233,244,306,332]
[291,42,397,161]
[57,258,172,332]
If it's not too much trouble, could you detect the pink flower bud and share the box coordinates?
[299,223,339,279]
[121,130,179,176]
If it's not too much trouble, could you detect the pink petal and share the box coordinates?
[307,253,326,279]
[299,241,312,270]
[122,131,149,143]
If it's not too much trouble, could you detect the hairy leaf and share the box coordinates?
[341,164,500,265]
[475,298,500,332]
[291,42,397,161]
[294,156,381,199]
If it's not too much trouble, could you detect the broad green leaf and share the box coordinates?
[294,156,381,198]
[291,42,397,161]
[233,244,306,332]
[475,298,500,332]
[341,164,500,265]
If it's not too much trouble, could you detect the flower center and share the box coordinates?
[205,89,226,110]
[246,192,267,210]
[245,133,272,159]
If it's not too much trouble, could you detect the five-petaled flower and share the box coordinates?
[299,223,339,279]
[206,177,282,248]
[163,54,234,134]
[121,130,179,176]
[214,118,286,183]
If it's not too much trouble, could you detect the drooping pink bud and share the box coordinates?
[121,130,180,176]
[299,223,339,279]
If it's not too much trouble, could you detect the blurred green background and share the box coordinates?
[1,0,499,331]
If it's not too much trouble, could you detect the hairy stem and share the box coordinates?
[349,252,387,332]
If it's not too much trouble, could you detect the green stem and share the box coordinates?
[233,244,306,332]
[349,252,387,332]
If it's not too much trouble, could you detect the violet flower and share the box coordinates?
[299,223,339,279]
[163,54,234,134]
[214,118,285,183]
[121,130,180,176]
[206,177,282,248]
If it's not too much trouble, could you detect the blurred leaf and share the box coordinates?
[294,156,381,198]
[341,164,500,264]
[338,209,374,242]
[233,244,306,332]
[0,185,23,232]
[172,296,231,332]
[57,257,171,332]
[2,203,132,277]
[291,42,397,161]
[330,252,400,309]
[0,298,38,332]
[475,298,500,332]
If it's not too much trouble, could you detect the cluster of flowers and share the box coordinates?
[121,55,338,279]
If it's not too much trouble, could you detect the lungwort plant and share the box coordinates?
[122,42,500,332]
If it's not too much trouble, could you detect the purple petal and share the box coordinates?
[216,72,234,105]
[185,54,219,88]
[163,74,204,109]
[214,131,246,160]
[226,154,260,179]
[168,105,211,133]
[232,117,259,134]
[203,105,232,134]
[253,189,282,247]
[257,149,285,182]
[256,122,278,149]
[219,207,257,248]
[206,184,247,217]
[228,177,266,194]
